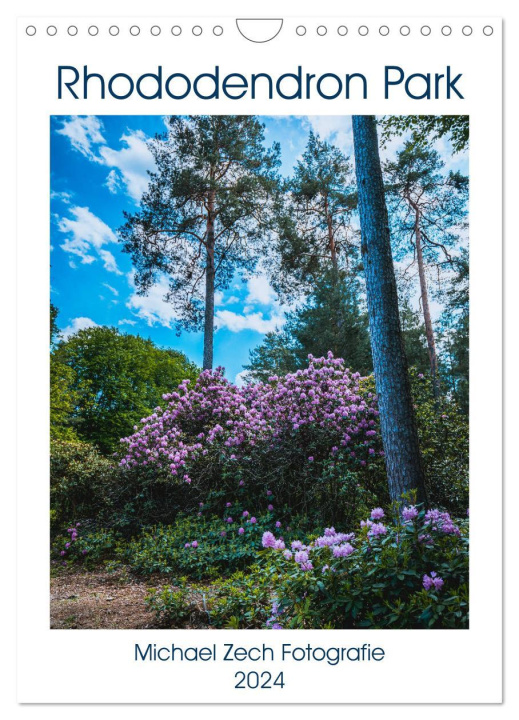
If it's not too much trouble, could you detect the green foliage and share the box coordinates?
[52,326,199,453]
[119,512,307,580]
[50,356,79,441]
[410,371,469,514]
[205,569,275,628]
[50,438,199,534]
[358,371,468,514]
[146,507,469,630]
[399,299,430,375]
[245,271,372,381]
[243,331,298,383]
[438,249,469,412]
[50,305,79,441]
[272,520,468,629]
[384,142,468,268]
[146,586,196,628]
[285,271,372,375]
[379,115,469,154]
[270,131,357,299]
[52,526,121,568]
[50,303,60,345]
[50,440,117,532]
[119,115,281,336]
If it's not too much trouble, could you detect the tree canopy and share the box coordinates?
[119,115,281,369]
[269,131,358,300]
[383,141,468,400]
[379,115,469,154]
[52,325,200,453]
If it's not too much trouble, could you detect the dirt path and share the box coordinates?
[50,568,163,629]
[50,567,215,629]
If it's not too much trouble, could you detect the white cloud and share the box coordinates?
[215,309,284,334]
[56,117,155,202]
[235,370,253,387]
[61,316,99,340]
[118,318,137,326]
[103,283,119,297]
[51,190,72,204]
[214,291,240,307]
[104,169,121,194]
[303,116,353,155]
[99,249,123,275]
[56,116,105,159]
[57,206,121,273]
[125,272,178,327]
[97,130,155,201]
[246,274,277,305]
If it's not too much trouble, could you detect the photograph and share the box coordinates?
[49,113,469,630]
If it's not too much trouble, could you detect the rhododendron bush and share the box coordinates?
[146,503,469,629]
[119,354,386,518]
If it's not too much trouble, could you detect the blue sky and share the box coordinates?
[50,115,468,383]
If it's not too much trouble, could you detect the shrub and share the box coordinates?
[146,503,469,630]
[50,439,199,534]
[256,503,469,629]
[411,371,469,514]
[146,585,196,628]
[50,440,117,532]
[119,354,386,520]
[120,506,308,580]
[51,524,121,568]
[208,569,275,628]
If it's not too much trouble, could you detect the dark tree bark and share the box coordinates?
[409,200,441,402]
[352,116,427,506]
[324,194,339,276]
[203,190,216,370]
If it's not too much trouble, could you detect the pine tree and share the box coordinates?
[119,116,280,369]
[399,298,430,374]
[270,131,357,300]
[438,249,469,411]
[384,142,468,401]
[285,271,372,374]
[244,270,372,382]
[243,331,297,383]
[352,115,427,507]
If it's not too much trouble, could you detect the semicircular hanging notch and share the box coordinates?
[236,18,283,43]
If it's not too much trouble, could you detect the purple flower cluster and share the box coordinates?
[424,509,460,536]
[368,522,387,537]
[119,355,380,476]
[402,505,419,522]
[59,523,81,559]
[422,572,444,592]
[263,524,358,571]
[266,599,284,629]
[332,543,355,558]
[262,531,285,550]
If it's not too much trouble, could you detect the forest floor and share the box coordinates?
[50,567,213,630]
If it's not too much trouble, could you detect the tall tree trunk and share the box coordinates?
[324,194,342,354]
[410,202,441,403]
[352,116,427,507]
[324,194,339,277]
[203,191,216,370]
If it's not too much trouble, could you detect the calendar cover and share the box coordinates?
[16,10,502,704]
